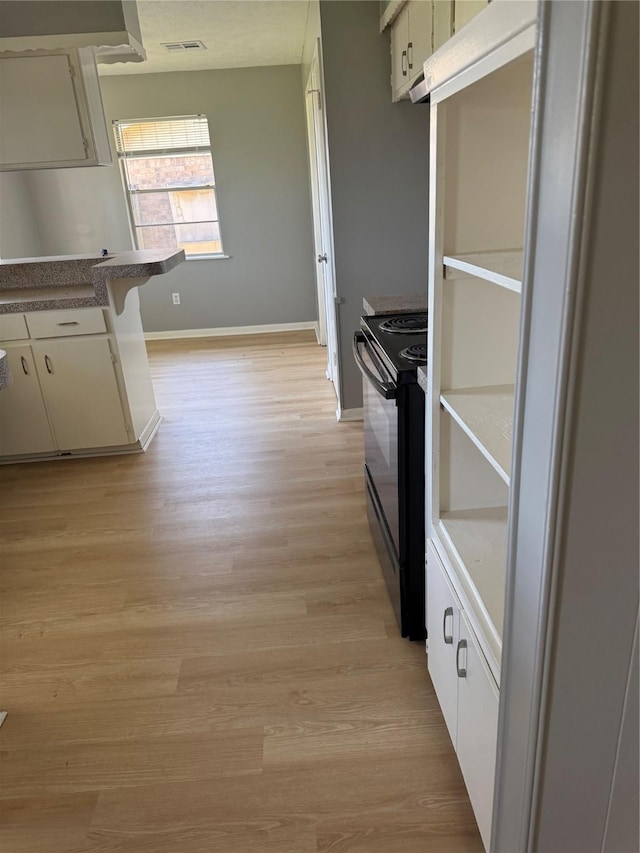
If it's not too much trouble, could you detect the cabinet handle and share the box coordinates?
[402,49,408,76]
[44,355,53,375]
[20,356,29,376]
[408,41,414,70]
[56,321,79,327]
[456,639,467,678]
[442,606,454,644]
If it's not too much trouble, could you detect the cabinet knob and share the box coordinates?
[20,356,29,376]
[402,49,408,77]
[44,355,53,375]
[443,606,454,644]
[408,41,414,70]
[456,639,467,678]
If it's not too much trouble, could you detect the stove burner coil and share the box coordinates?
[379,316,428,334]
[399,344,427,363]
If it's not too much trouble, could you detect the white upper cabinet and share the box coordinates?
[390,1,433,100]
[0,47,112,171]
[453,0,489,35]
[388,0,490,100]
[432,0,453,52]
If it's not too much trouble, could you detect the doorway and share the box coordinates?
[305,39,340,403]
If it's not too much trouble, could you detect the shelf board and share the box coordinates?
[443,250,523,293]
[439,506,508,640]
[440,385,515,484]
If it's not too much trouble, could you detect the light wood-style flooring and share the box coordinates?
[0,332,482,852]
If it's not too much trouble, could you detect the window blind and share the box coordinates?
[112,115,210,156]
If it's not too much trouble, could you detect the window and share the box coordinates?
[113,114,224,258]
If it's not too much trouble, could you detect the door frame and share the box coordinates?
[304,39,340,400]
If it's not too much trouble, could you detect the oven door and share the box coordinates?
[353,331,400,558]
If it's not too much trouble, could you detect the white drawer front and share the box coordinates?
[0,313,28,342]
[25,308,106,339]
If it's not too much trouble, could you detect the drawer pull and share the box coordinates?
[443,606,454,644]
[44,355,53,375]
[21,356,29,376]
[56,321,80,327]
[456,639,467,678]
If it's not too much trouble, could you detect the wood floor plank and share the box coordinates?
[0,793,100,853]
[0,658,182,712]
[0,332,482,851]
[0,728,264,796]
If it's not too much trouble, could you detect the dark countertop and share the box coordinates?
[0,249,185,314]
[362,293,428,316]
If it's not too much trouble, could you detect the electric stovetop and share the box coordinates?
[361,313,428,379]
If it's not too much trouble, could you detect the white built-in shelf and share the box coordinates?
[443,250,523,293]
[441,385,515,484]
[438,506,508,640]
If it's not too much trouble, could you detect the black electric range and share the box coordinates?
[353,313,427,640]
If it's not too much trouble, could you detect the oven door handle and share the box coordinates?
[353,331,397,400]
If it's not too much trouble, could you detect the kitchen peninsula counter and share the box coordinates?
[0,249,185,314]
[0,249,185,462]
[363,293,427,316]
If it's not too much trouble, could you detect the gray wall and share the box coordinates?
[0,171,41,258]
[319,0,429,411]
[19,64,317,333]
[99,65,317,332]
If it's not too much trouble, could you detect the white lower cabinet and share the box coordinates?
[456,609,499,850]
[31,337,129,451]
[0,307,149,459]
[426,540,460,745]
[0,346,55,456]
[427,540,499,850]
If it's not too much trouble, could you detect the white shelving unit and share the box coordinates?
[423,2,538,848]
[440,384,514,483]
[443,249,523,293]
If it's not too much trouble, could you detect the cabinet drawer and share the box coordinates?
[0,313,29,342]
[25,308,106,339]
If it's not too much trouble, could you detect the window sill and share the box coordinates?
[186,254,231,261]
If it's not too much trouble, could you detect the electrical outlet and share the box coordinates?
[172,293,181,305]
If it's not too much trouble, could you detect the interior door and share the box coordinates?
[305,40,340,400]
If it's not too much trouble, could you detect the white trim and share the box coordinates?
[336,406,364,423]
[186,254,231,261]
[143,321,317,341]
[137,410,162,450]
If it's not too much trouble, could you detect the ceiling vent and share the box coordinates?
[162,40,207,52]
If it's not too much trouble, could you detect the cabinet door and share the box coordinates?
[432,0,454,51]
[407,0,433,76]
[0,54,86,167]
[33,337,129,451]
[453,0,488,34]
[426,541,460,747]
[0,346,55,456]
[456,610,500,850]
[391,5,411,98]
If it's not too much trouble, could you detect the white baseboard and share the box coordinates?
[336,407,364,422]
[144,321,317,341]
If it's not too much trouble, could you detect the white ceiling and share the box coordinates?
[99,0,311,76]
